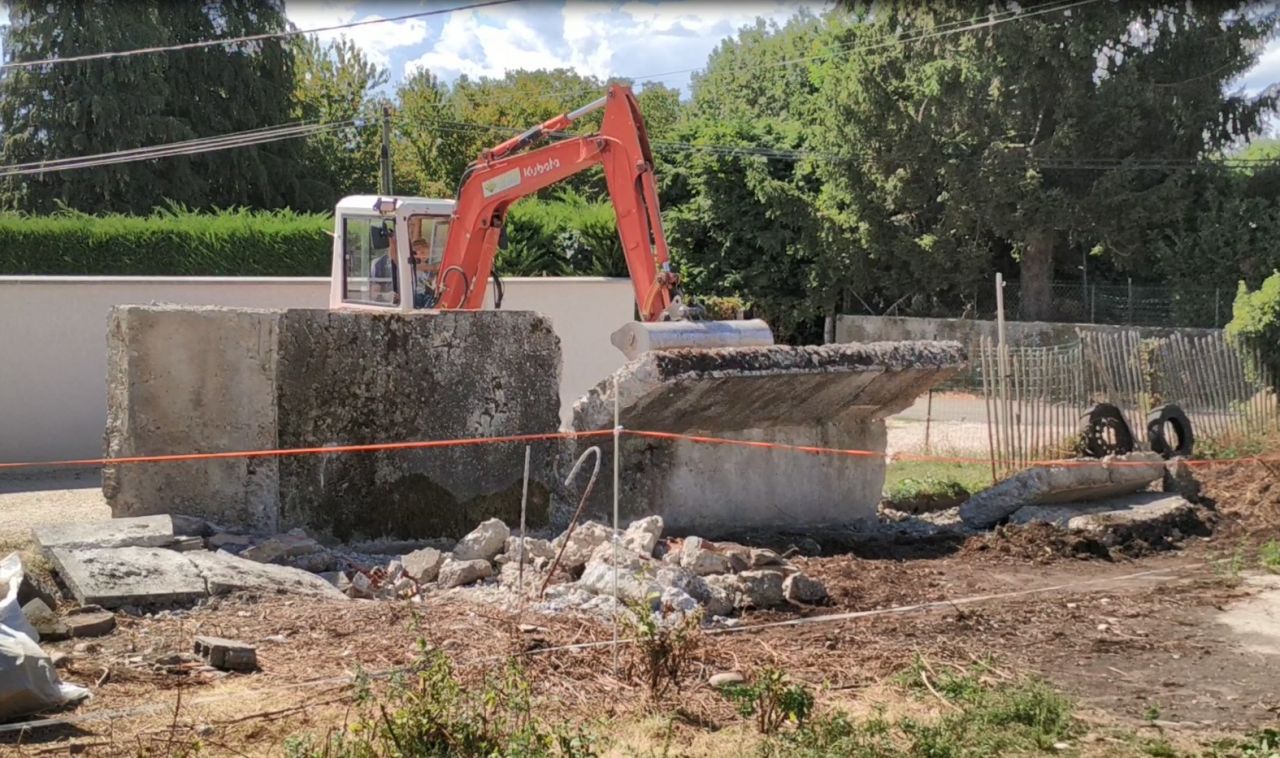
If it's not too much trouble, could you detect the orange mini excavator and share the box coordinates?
[328,84,774,359]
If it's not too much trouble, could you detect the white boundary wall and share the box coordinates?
[0,276,634,463]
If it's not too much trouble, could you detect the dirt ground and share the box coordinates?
[1,461,1278,756]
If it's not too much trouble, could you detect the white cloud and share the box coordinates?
[287,1,429,71]
[404,1,826,91]
[1238,40,1280,96]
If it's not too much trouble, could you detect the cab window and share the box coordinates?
[342,216,397,306]
[407,215,450,308]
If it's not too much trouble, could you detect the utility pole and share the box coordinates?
[379,104,393,195]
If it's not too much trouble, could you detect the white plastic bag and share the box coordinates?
[0,552,90,720]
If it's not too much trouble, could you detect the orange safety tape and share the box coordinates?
[622,429,1278,469]
[0,430,613,471]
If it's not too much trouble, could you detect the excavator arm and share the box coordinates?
[433,85,677,321]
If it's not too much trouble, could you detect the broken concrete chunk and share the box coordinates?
[555,521,614,571]
[451,519,510,562]
[286,551,337,573]
[959,452,1166,529]
[783,573,828,605]
[659,586,701,616]
[49,547,208,609]
[577,562,660,606]
[193,635,257,671]
[505,536,556,563]
[621,516,663,556]
[318,571,351,592]
[392,577,416,597]
[401,547,445,582]
[169,536,206,552]
[709,671,746,688]
[349,572,374,598]
[239,530,323,564]
[680,538,732,576]
[588,542,647,571]
[64,607,116,638]
[34,515,177,551]
[707,570,787,609]
[21,598,68,641]
[184,551,347,601]
[438,558,493,588]
[386,560,405,582]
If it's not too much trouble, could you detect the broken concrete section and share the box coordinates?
[104,306,561,539]
[568,341,965,533]
[1010,492,1202,544]
[33,515,181,551]
[48,546,347,609]
[959,453,1166,529]
[194,636,257,671]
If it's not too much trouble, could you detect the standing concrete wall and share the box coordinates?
[105,306,561,539]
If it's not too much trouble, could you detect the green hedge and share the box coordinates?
[0,206,333,276]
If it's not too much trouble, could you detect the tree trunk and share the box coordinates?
[1019,231,1055,321]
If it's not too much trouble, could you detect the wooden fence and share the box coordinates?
[977,331,1278,473]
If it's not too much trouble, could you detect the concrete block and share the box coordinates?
[438,558,493,588]
[33,515,176,551]
[567,341,964,533]
[401,548,444,582]
[21,598,67,641]
[193,636,257,671]
[960,453,1166,529]
[64,607,116,638]
[451,518,510,562]
[49,547,208,609]
[104,307,562,539]
[183,551,347,600]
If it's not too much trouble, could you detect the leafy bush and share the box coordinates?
[1226,271,1280,391]
[720,667,815,735]
[499,189,625,278]
[0,204,332,276]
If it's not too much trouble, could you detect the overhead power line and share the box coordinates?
[0,0,521,72]
[0,119,361,177]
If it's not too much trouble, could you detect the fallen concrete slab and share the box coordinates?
[1008,492,1193,529]
[960,453,1166,529]
[567,341,965,533]
[49,547,208,609]
[184,551,346,600]
[48,545,347,609]
[33,515,176,551]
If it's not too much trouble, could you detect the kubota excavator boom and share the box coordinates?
[328,85,773,358]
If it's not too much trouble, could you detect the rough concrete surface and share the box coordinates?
[1008,492,1195,530]
[566,341,965,533]
[960,453,1166,529]
[48,545,346,609]
[104,306,562,540]
[33,514,177,550]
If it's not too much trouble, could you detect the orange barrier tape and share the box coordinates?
[0,430,614,471]
[0,426,1274,472]
[622,430,1278,469]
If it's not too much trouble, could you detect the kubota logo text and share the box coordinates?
[523,159,560,178]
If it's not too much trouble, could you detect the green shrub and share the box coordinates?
[0,204,333,276]
[1226,271,1280,391]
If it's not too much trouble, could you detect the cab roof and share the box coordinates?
[335,195,456,216]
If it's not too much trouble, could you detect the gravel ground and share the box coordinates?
[0,471,110,543]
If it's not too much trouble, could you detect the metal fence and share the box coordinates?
[976,331,1278,473]
[978,281,1235,329]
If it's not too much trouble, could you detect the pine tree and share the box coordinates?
[0,0,308,213]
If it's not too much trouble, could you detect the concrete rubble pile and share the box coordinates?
[26,512,827,624]
[326,515,830,620]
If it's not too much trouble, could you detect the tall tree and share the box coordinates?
[292,36,387,207]
[0,1,310,213]
[821,2,1280,319]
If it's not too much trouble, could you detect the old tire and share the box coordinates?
[1077,402,1135,458]
[1147,404,1194,459]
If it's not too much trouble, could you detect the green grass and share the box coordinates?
[761,658,1077,757]
[882,461,992,511]
[1259,541,1280,573]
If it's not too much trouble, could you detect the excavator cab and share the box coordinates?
[329,195,454,312]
